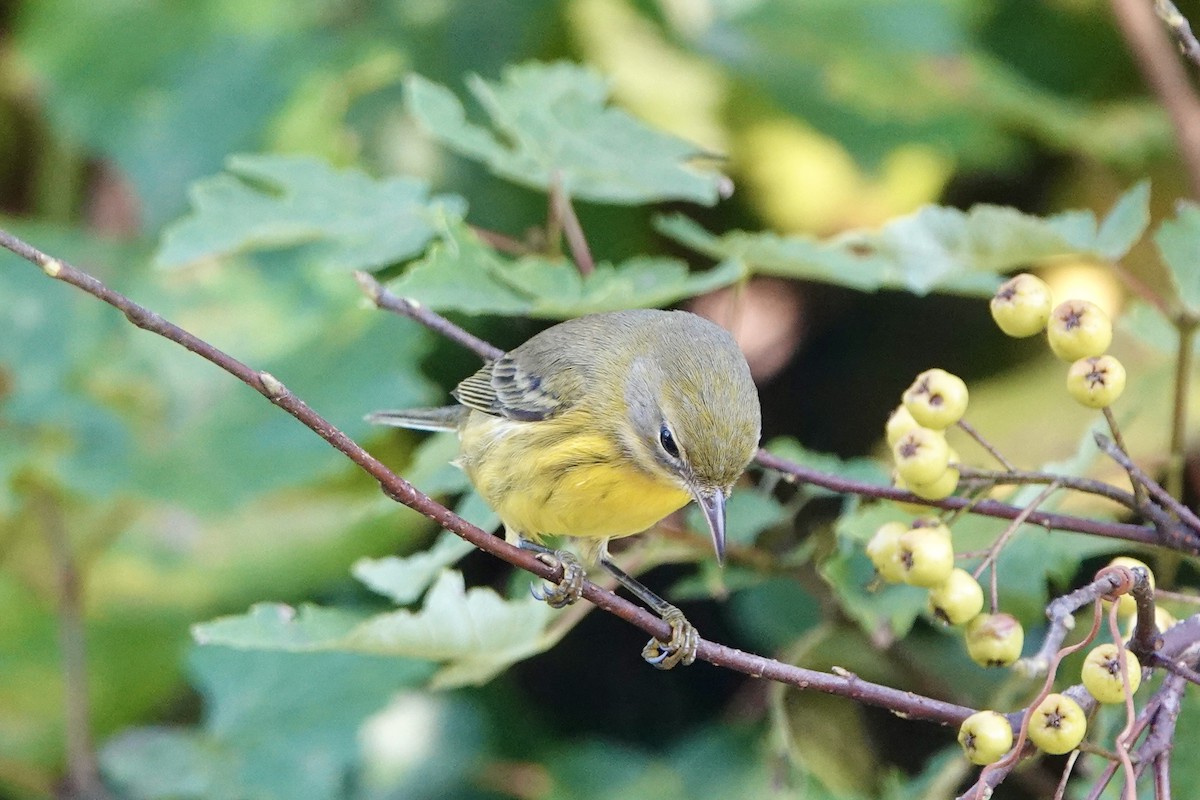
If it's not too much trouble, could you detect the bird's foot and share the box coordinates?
[531,550,585,609]
[641,605,699,669]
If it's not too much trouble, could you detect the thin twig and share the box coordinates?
[971,482,1062,610]
[354,271,504,361]
[469,225,536,257]
[1096,433,1200,536]
[956,465,1135,510]
[755,449,1180,552]
[1151,653,1200,685]
[1104,408,1150,509]
[1140,671,1187,763]
[1168,319,1196,501]
[1156,0,1200,67]
[1110,260,1176,319]
[957,419,1015,471]
[1110,602,1138,800]
[0,228,979,726]
[1112,0,1200,197]
[32,486,110,799]
[1053,751,1081,800]
[549,171,594,275]
[1022,568,1135,677]
[1155,752,1172,800]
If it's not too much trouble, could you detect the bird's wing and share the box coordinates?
[452,354,573,421]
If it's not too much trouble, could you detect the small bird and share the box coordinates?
[369,309,761,668]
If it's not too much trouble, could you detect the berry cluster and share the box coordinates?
[869,274,1159,768]
[991,273,1125,408]
[958,559,1155,765]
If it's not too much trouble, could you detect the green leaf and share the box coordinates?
[1155,198,1200,312]
[156,154,466,270]
[353,532,475,605]
[828,505,929,638]
[194,570,553,689]
[14,2,320,231]
[133,306,438,509]
[406,62,728,205]
[100,646,437,800]
[385,221,742,318]
[1095,180,1150,259]
[658,184,1150,295]
[728,578,823,652]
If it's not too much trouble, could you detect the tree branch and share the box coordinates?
[1112,0,1200,197]
[754,449,1187,552]
[0,228,978,727]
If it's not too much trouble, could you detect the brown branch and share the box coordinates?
[1112,0,1200,197]
[1021,568,1137,676]
[549,171,595,275]
[1096,433,1200,538]
[0,228,978,728]
[956,465,1138,510]
[1156,0,1200,67]
[354,271,504,361]
[754,449,1182,552]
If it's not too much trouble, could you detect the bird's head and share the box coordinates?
[620,314,761,564]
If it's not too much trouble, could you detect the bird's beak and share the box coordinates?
[693,488,727,567]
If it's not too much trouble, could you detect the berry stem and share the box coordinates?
[1052,751,1082,800]
[1168,318,1196,502]
[970,481,1061,612]
[1109,602,1139,800]
[956,419,1015,471]
[1103,408,1149,509]
[549,170,595,276]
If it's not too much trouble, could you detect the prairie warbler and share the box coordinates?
[369,309,761,668]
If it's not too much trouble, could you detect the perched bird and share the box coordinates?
[369,309,761,668]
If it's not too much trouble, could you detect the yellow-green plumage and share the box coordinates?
[371,308,761,563]
[369,309,761,669]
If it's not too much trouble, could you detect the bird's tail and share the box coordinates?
[365,405,467,432]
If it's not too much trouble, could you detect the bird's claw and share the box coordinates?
[530,550,585,608]
[641,605,699,669]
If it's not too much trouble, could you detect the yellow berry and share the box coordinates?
[929,568,985,625]
[885,405,921,448]
[892,427,950,485]
[990,273,1053,337]
[1026,693,1087,755]
[867,522,909,583]
[958,710,1014,765]
[1066,355,1126,409]
[965,613,1024,667]
[907,462,960,500]
[1081,644,1141,704]
[902,369,969,430]
[898,520,955,588]
[1047,299,1112,361]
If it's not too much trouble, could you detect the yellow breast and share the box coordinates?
[457,411,690,542]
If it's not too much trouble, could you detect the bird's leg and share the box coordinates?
[599,556,699,669]
[515,537,585,609]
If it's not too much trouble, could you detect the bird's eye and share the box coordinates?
[659,425,680,458]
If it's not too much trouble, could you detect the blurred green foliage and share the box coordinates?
[2,1,1199,799]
